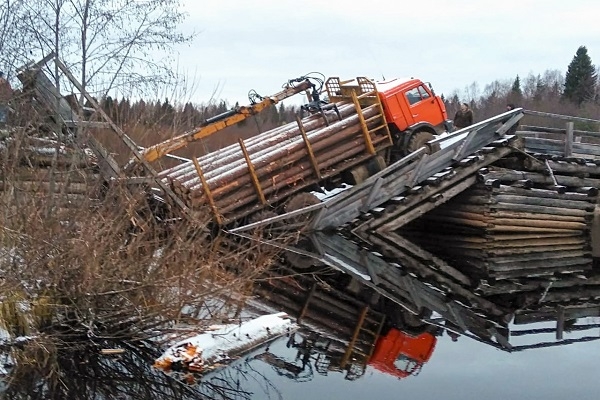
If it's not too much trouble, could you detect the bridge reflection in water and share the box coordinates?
[3,226,599,399]
[191,224,600,399]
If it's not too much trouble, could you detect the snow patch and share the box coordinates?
[312,183,351,201]
[323,254,372,281]
[154,312,296,374]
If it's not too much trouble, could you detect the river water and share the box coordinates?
[3,227,600,399]
[197,324,600,400]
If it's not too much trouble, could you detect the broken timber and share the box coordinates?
[305,110,525,231]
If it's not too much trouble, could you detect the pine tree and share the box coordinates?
[511,75,522,97]
[508,75,523,105]
[563,46,597,105]
[278,103,286,124]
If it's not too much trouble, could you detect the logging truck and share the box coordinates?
[147,75,452,226]
[17,57,452,227]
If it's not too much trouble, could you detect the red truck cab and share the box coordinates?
[326,76,452,157]
[375,78,449,134]
[369,328,437,379]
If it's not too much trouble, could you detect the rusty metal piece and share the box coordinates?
[192,157,222,225]
[238,138,266,205]
[296,115,321,180]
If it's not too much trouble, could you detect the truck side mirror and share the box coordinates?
[427,82,435,96]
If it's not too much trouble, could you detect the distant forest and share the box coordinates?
[445,45,600,125]
[99,45,599,159]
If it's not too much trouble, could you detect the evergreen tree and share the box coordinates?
[267,104,280,125]
[511,75,523,97]
[118,97,130,123]
[563,46,597,105]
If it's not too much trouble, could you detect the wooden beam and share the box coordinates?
[565,121,574,157]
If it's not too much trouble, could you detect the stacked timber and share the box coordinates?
[158,101,392,223]
[401,164,598,282]
[1,135,100,211]
[480,271,600,325]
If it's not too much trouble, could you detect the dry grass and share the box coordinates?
[0,126,290,395]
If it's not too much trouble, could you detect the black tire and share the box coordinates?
[283,192,321,225]
[285,236,324,269]
[406,130,440,154]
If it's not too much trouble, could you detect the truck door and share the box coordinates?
[404,85,444,128]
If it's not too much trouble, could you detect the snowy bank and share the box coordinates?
[154,312,296,374]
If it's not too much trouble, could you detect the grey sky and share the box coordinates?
[174,0,600,106]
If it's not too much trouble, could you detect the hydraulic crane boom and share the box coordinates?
[130,79,314,166]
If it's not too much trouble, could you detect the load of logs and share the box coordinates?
[401,160,598,283]
[0,136,100,213]
[158,100,392,224]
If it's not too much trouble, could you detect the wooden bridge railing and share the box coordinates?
[520,110,600,158]
[230,108,524,233]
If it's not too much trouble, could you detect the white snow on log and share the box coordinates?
[154,312,296,373]
[312,183,351,201]
[323,254,372,281]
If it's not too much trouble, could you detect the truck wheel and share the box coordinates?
[343,155,387,185]
[406,131,440,154]
[285,236,324,269]
[283,192,321,224]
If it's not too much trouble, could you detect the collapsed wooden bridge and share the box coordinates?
[13,54,530,234]
[5,55,600,354]
[8,55,600,252]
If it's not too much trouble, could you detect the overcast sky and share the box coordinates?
[174,0,600,106]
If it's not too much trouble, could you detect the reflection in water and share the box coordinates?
[3,226,600,398]
[173,224,600,398]
[298,230,600,352]
[0,339,287,400]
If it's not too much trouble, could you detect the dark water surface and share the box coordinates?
[196,324,600,400]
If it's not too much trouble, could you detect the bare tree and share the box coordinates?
[0,0,31,76]
[9,0,193,98]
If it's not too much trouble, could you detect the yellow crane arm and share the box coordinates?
[137,79,314,164]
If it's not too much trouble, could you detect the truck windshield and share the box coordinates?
[393,354,419,373]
